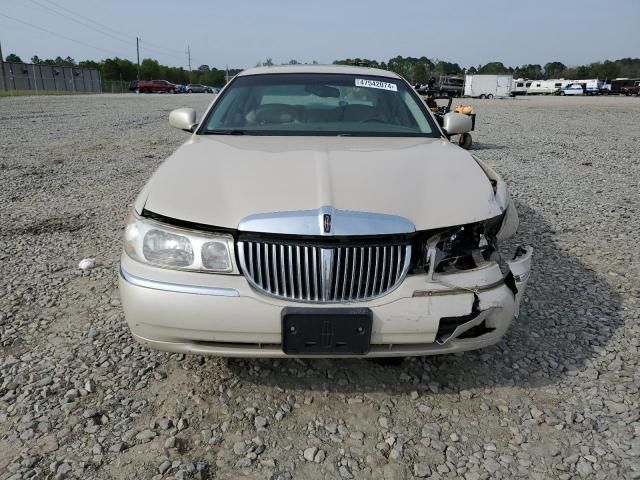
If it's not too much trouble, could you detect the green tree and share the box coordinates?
[544,61,567,78]
[478,62,509,74]
[140,58,160,79]
[434,60,461,75]
[514,64,542,79]
[590,60,619,80]
[198,64,210,72]
[5,53,22,62]
[575,65,592,79]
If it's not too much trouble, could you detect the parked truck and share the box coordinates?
[463,74,513,99]
[610,78,640,95]
[134,80,178,94]
[414,75,464,97]
[620,80,640,96]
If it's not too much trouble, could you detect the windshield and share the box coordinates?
[200,73,437,137]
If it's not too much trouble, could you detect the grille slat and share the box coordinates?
[296,246,302,299]
[239,238,410,303]
[333,247,341,300]
[256,243,262,288]
[304,246,311,301]
[264,243,271,292]
[379,247,388,295]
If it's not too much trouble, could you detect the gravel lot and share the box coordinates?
[1,93,639,480]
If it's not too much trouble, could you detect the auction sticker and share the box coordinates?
[355,78,398,92]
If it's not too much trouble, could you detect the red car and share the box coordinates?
[135,80,177,94]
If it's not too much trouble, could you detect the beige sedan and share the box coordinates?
[119,65,532,358]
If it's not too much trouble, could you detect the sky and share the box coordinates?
[0,0,638,69]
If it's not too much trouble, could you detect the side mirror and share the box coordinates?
[169,108,197,132]
[442,112,472,135]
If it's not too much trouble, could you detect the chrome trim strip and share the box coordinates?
[238,206,415,236]
[119,264,240,297]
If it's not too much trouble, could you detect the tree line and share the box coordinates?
[334,57,640,84]
[3,53,238,87]
[4,53,640,86]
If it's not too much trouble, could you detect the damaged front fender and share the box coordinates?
[506,245,534,317]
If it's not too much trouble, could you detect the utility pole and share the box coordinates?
[0,40,6,92]
[136,37,140,80]
[187,45,192,83]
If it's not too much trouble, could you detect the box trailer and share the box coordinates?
[463,74,513,98]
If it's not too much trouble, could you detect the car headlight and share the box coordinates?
[123,210,236,273]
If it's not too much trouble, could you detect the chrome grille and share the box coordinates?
[238,239,411,303]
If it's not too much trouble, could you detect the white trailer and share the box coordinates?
[527,79,572,95]
[463,74,513,98]
[511,78,530,96]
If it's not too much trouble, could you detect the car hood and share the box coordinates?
[138,135,503,231]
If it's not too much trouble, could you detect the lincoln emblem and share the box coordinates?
[323,214,331,233]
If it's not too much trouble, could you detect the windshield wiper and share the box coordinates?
[203,129,245,135]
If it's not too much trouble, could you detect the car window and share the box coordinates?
[201,73,436,137]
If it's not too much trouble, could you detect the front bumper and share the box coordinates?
[118,247,533,358]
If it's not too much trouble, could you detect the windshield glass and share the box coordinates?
[201,73,436,137]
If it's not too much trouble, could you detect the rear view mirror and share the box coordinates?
[169,108,197,132]
[441,112,472,135]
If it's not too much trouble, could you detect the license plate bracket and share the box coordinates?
[282,307,372,355]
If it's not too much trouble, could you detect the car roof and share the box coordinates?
[237,64,402,80]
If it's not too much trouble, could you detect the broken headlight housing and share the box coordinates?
[424,215,504,273]
[123,210,236,273]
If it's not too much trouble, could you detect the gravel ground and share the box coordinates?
[1,93,639,480]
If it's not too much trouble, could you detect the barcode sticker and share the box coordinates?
[355,78,398,92]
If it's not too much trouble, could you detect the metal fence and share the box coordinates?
[0,61,101,93]
[103,80,133,94]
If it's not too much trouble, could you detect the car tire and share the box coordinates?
[134,88,140,94]
[458,133,473,150]
[187,89,192,93]
[487,94,494,99]
[479,94,485,99]
[142,87,150,93]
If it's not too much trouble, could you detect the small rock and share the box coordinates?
[158,418,173,430]
[177,418,189,431]
[314,449,326,463]
[136,429,156,442]
[233,441,247,455]
[78,258,96,270]
[159,460,171,474]
[378,416,393,429]
[254,416,269,429]
[304,446,318,462]
[414,463,431,477]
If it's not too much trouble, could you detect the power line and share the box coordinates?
[38,0,187,59]
[0,11,124,58]
[26,0,132,46]
[39,0,133,42]
[2,4,196,68]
